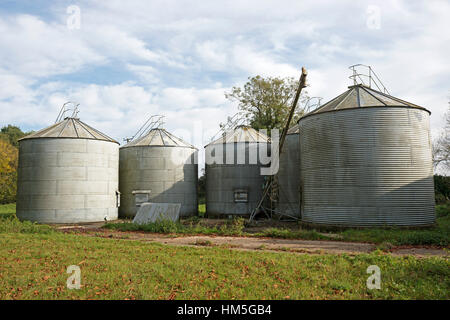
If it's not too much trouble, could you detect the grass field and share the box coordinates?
[1,203,449,300]
[0,203,15,216]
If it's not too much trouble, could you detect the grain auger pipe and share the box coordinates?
[248,67,308,223]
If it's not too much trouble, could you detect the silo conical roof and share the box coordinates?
[206,125,270,146]
[302,84,430,119]
[287,124,299,134]
[19,117,118,143]
[121,128,196,149]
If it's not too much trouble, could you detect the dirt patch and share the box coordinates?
[389,246,449,257]
[243,220,302,233]
[57,225,449,258]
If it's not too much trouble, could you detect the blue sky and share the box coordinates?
[0,0,449,160]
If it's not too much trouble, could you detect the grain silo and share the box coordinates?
[299,84,435,227]
[119,128,198,218]
[16,117,120,223]
[205,125,270,216]
[276,124,300,218]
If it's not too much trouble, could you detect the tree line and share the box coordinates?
[0,125,31,204]
[433,101,450,203]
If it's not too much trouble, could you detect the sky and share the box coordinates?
[0,0,449,172]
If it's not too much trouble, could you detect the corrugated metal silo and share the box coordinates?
[299,84,435,227]
[17,117,120,223]
[276,124,300,218]
[119,128,198,218]
[205,125,270,216]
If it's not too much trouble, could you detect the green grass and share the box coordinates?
[266,214,450,246]
[1,233,449,300]
[436,204,450,218]
[0,203,54,234]
[105,217,246,236]
[0,203,449,299]
[337,206,450,246]
[339,215,450,246]
[0,203,16,217]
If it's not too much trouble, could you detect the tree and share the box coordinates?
[433,103,450,173]
[434,175,450,204]
[225,76,308,131]
[0,139,18,204]
[0,125,30,147]
[198,168,206,202]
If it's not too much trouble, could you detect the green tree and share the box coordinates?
[434,175,450,204]
[225,76,307,131]
[0,125,30,147]
[0,139,18,204]
[198,168,206,203]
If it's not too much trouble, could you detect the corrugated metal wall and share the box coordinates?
[299,107,435,227]
[205,142,269,216]
[17,138,119,223]
[276,133,300,217]
[119,146,198,218]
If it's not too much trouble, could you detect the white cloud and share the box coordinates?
[84,25,161,63]
[126,64,160,84]
[232,45,298,78]
[0,14,105,78]
[195,41,228,70]
[156,87,228,110]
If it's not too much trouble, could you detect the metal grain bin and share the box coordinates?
[205,126,270,216]
[276,124,300,218]
[17,117,119,223]
[119,128,198,218]
[299,84,435,227]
